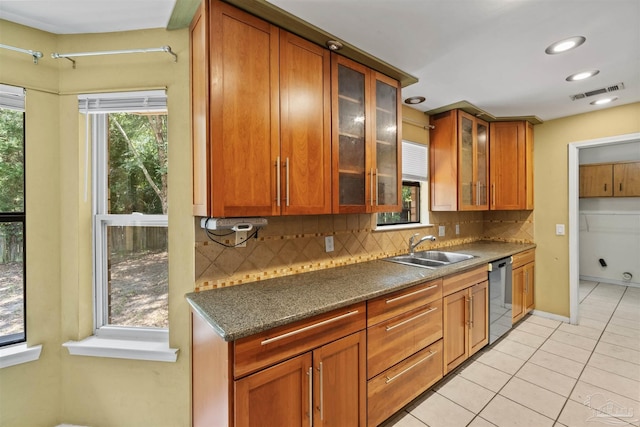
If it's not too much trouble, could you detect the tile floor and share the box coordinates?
[381,281,640,427]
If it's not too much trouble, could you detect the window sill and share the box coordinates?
[373,223,434,232]
[63,335,179,363]
[0,343,43,369]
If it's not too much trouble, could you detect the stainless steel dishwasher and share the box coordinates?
[488,257,513,344]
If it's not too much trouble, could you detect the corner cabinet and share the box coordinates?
[192,0,332,217]
[331,54,401,214]
[489,121,534,210]
[429,110,489,211]
[579,161,640,197]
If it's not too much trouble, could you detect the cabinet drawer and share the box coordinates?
[234,302,366,378]
[442,265,487,296]
[367,299,442,379]
[512,249,535,269]
[367,340,443,427]
[367,279,442,326]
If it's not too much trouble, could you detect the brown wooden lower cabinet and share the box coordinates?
[443,280,489,374]
[367,339,443,427]
[512,249,535,323]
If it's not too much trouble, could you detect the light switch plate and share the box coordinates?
[325,236,334,252]
[555,224,565,236]
[455,224,460,235]
[439,225,445,237]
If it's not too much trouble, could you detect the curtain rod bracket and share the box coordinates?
[0,43,43,64]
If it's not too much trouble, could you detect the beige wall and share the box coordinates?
[533,102,640,317]
[0,20,194,427]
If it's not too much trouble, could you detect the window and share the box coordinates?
[0,84,26,347]
[83,91,169,334]
[377,140,429,228]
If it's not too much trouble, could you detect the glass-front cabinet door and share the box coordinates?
[457,111,488,210]
[332,55,370,213]
[372,72,401,212]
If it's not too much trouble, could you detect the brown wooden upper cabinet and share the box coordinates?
[191,0,401,217]
[332,55,402,214]
[429,110,489,211]
[489,121,534,210]
[580,161,640,197]
[192,0,331,217]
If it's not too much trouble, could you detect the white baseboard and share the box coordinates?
[530,309,570,324]
[580,275,639,288]
[56,424,89,427]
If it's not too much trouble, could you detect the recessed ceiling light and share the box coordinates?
[566,70,600,81]
[404,96,426,105]
[545,36,586,54]
[590,97,618,106]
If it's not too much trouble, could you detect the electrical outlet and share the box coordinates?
[325,236,334,252]
[235,230,248,247]
[455,224,460,235]
[439,225,445,237]
[555,224,565,236]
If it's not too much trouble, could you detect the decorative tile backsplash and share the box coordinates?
[194,210,534,291]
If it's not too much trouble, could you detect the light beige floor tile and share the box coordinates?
[594,341,640,365]
[579,309,613,323]
[503,329,546,349]
[611,309,640,322]
[379,411,426,427]
[435,374,495,414]
[558,398,637,427]
[579,366,640,401]
[492,338,537,360]
[479,395,554,427]
[529,349,585,379]
[583,293,623,305]
[409,391,475,427]
[539,339,592,364]
[606,323,640,339]
[468,416,498,427]
[600,331,640,351]
[558,322,603,339]
[476,348,526,375]
[550,329,598,351]
[459,361,512,393]
[499,376,566,419]
[570,381,640,424]
[524,315,562,329]
[579,304,615,317]
[576,317,608,331]
[515,362,577,397]
[588,352,640,381]
[514,321,556,338]
[609,316,640,331]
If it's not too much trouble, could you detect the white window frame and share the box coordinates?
[375,140,432,230]
[63,91,177,362]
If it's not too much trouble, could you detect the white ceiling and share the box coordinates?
[1,0,639,121]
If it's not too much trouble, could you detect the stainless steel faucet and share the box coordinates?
[408,233,436,256]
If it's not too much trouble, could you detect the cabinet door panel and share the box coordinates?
[443,289,468,373]
[235,353,312,427]
[429,111,458,211]
[524,263,535,314]
[614,162,640,196]
[314,331,366,427]
[459,113,474,208]
[280,32,331,214]
[579,164,612,197]
[211,1,280,217]
[469,281,489,356]
[490,122,526,210]
[512,266,525,323]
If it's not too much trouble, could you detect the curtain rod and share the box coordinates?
[51,45,178,69]
[0,43,43,64]
[402,117,434,130]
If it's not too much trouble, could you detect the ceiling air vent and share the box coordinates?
[570,82,625,101]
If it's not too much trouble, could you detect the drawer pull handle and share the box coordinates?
[385,307,437,332]
[385,350,437,384]
[385,284,438,304]
[261,310,359,345]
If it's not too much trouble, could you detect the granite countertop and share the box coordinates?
[186,240,536,341]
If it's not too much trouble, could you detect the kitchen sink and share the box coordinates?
[384,250,475,269]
